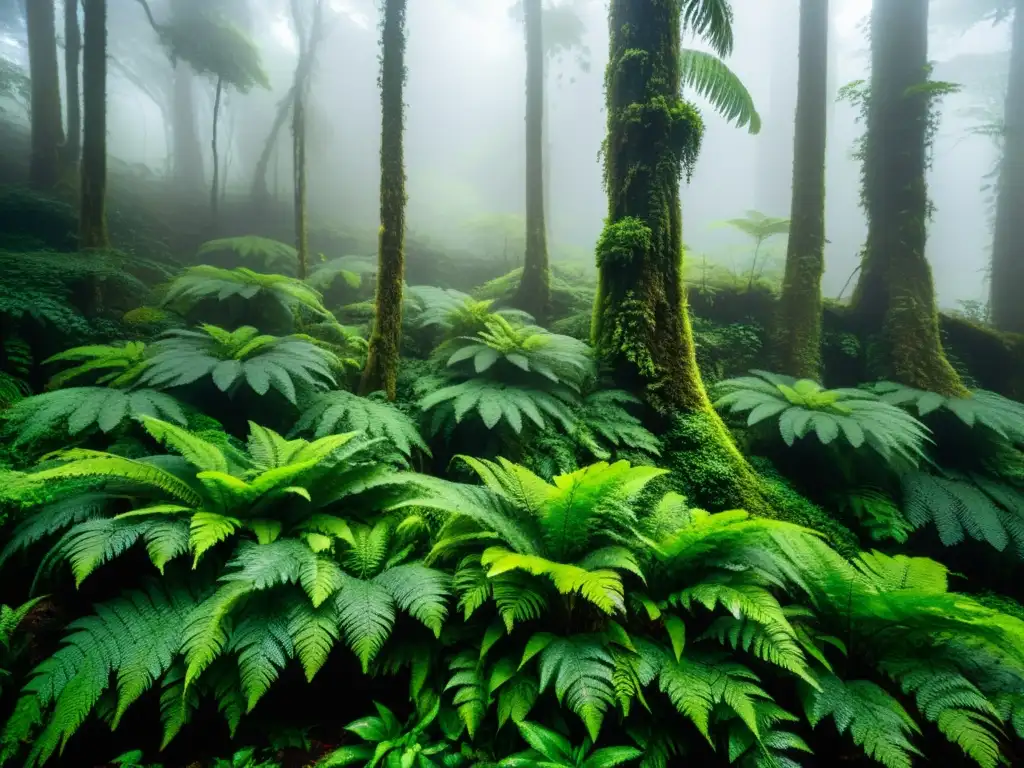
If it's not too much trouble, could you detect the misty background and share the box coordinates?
[0,0,1006,308]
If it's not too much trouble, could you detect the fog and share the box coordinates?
[1,0,1010,309]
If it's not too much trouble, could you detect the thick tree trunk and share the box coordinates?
[61,0,82,178]
[79,0,108,248]
[210,77,223,220]
[989,0,1024,333]
[773,0,829,379]
[512,0,551,321]
[26,0,64,189]
[851,0,966,395]
[593,0,769,513]
[172,64,205,193]
[359,0,408,399]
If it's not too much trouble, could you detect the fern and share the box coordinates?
[498,720,641,767]
[137,325,338,403]
[161,266,331,319]
[293,390,429,459]
[679,48,760,134]
[0,371,28,409]
[714,370,931,465]
[872,382,1024,443]
[2,388,188,445]
[901,469,1024,556]
[45,342,149,389]
[197,236,298,273]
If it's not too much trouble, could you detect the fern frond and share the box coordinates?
[293,390,429,459]
[679,48,760,133]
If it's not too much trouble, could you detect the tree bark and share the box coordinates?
[989,0,1024,333]
[172,63,205,193]
[773,0,829,379]
[290,0,322,280]
[359,0,408,399]
[512,0,551,321]
[210,76,223,220]
[593,0,769,512]
[61,0,82,178]
[851,0,966,395]
[79,0,108,248]
[26,0,64,189]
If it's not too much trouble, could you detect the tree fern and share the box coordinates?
[714,370,931,465]
[679,48,760,134]
[137,325,338,403]
[197,236,298,274]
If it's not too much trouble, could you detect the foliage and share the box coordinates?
[713,370,931,465]
[679,49,760,134]
[197,236,299,274]
[159,8,269,92]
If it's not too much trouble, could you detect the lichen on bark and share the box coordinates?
[851,0,966,397]
[360,0,408,400]
[592,0,771,515]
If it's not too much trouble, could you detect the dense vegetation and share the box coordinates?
[2,0,1024,767]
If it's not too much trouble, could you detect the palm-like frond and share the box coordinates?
[1,388,188,445]
[137,325,338,403]
[161,266,331,319]
[872,382,1024,444]
[681,0,734,57]
[196,236,298,273]
[44,342,149,390]
[293,390,429,459]
[714,370,931,465]
[680,48,760,134]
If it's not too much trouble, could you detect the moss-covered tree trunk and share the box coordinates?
[592,0,769,513]
[26,0,64,190]
[851,0,966,396]
[359,0,408,400]
[61,0,82,179]
[512,0,551,322]
[773,0,828,379]
[989,0,1024,334]
[79,0,108,249]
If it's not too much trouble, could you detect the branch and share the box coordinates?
[133,0,163,33]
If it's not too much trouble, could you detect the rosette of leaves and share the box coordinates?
[713,370,931,465]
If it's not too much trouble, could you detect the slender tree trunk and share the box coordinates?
[851,0,966,395]
[61,0,82,178]
[989,0,1024,333]
[773,0,829,379]
[210,77,223,220]
[593,0,769,513]
[79,0,108,248]
[359,0,408,399]
[26,0,64,189]
[172,63,205,193]
[289,0,323,280]
[543,74,552,240]
[512,0,551,321]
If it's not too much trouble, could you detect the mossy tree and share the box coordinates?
[511,0,551,321]
[79,0,108,248]
[592,0,771,513]
[360,0,408,400]
[61,0,82,179]
[773,0,828,379]
[26,0,64,190]
[851,0,967,396]
[990,0,1024,333]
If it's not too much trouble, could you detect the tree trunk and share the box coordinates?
[512,0,551,321]
[210,76,223,220]
[26,0,64,189]
[293,93,308,279]
[359,0,408,399]
[251,5,328,205]
[773,0,829,379]
[61,0,82,178]
[851,0,966,396]
[989,0,1024,333]
[172,63,205,194]
[79,0,108,249]
[593,0,769,513]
